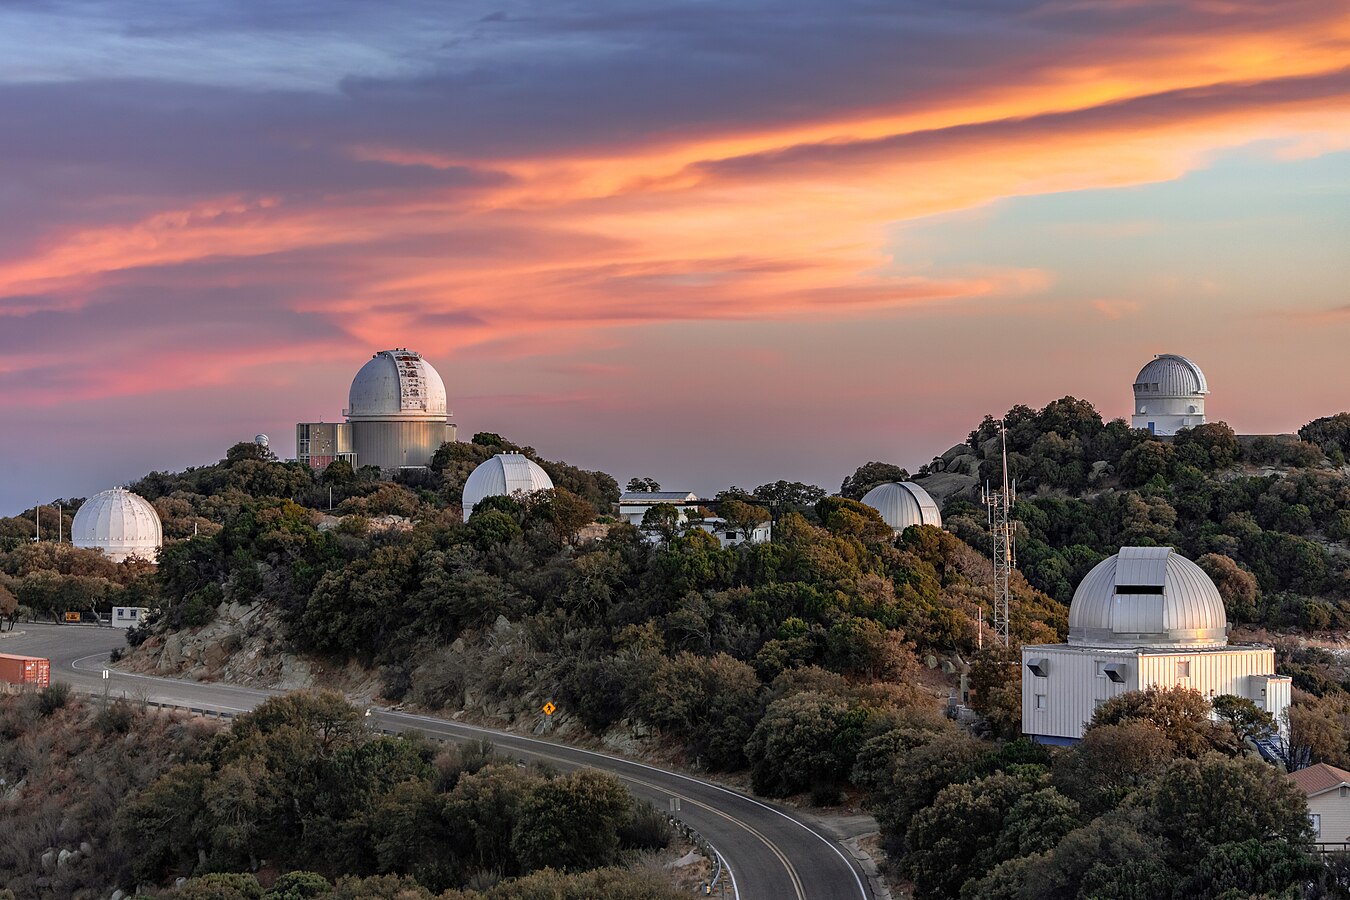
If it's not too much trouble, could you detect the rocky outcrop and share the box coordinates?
[122,601,377,698]
[912,472,978,504]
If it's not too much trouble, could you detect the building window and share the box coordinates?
[1311,813,1322,838]
[725,531,738,540]
[1177,661,1190,678]
[129,609,138,619]
[1035,694,1047,710]
[1095,661,1108,678]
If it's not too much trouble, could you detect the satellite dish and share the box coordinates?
[255,434,270,447]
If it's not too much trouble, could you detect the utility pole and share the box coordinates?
[34,504,39,543]
[982,421,1017,648]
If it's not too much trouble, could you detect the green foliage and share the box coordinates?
[509,770,633,872]
[175,873,264,900]
[264,872,334,899]
[1088,686,1239,758]
[1210,694,1274,744]
[840,462,910,500]
[640,651,762,769]
[36,681,71,716]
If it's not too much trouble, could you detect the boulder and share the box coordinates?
[160,633,184,671]
[941,443,972,463]
[40,849,55,871]
[980,436,1002,459]
[79,841,92,855]
[912,472,979,505]
[203,640,230,673]
[57,848,72,866]
[1089,460,1113,481]
[112,890,126,900]
[949,454,980,477]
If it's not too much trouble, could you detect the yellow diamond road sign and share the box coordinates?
[542,701,556,716]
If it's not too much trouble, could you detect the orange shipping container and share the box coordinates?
[0,653,51,688]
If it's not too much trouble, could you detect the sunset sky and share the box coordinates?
[2,0,1349,514]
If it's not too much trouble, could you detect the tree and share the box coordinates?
[1088,686,1238,758]
[538,488,595,546]
[226,441,276,465]
[814,497,892,543]
[752,481,827,517]
[1180,839,1322,899]
[640,504,680,542]
[1051,722,1177,816]
[717,498,770,539]
[1195,553,1259,621]
[1173,422,1241,471]
[510,770,633,872]
[903,772,1054,899]
[264,871,333,899]
[1144,753,1313,857]
[640,652,762,769]
[625,477,661,492]
[1211,694,1274,744]
[322,459,355,485]
[1117,441,1174,487]
[840,462,910,500]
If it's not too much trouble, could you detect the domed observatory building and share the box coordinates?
[1130,354,1208,436]
[297,349,457,473]
[461,453,554,522]
[1021,547,1289,745]
[71,487,163,563]
[861,482,942,535]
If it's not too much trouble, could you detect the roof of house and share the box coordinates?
[1291,763,1350,798]
[619,491,699,503]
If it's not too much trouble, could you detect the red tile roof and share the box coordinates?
[1291,763,1350,797]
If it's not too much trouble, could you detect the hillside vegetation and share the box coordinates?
[0,689,679,898]
[6,404,1350,897]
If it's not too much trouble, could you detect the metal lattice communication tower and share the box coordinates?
[982,422,1017,648]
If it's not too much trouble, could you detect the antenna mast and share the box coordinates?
[982,421,1017,648]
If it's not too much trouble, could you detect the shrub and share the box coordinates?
[36,681,71,717]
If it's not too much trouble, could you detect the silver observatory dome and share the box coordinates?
[1068,547,1227,649]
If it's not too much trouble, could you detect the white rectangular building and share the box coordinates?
[111,606,150,628]
[618,491,701,527]
[1022,642,1291,744]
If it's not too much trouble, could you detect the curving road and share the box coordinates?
[2,624,872,900]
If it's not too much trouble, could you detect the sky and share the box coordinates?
[1,0,1348,514]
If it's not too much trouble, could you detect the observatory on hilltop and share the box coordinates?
[297,349,457,472]
[1130,354,1208,436]
[71,487,163,564]
[1021,547,1289,745]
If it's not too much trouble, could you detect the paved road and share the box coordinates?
[2,624,872,900]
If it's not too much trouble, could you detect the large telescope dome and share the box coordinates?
[1133,354,1208,400]
[71,487,163,563]
[1068,547,1227,649]
[347,349,448,421]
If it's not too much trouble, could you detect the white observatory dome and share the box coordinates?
[254,434,269,447]
[860,482,942,533]
[71,487,163,564]
[1133,354,1208,400]
[347,349,448,421]
[461,453,554,522]
[1068,547,1227,649]
[1131,354,1208,436]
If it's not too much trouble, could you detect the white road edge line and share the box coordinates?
[703,837,740,900]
